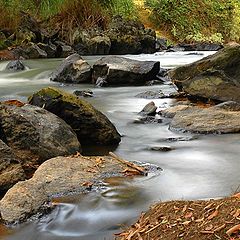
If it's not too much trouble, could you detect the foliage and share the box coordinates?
[145,0,240,42]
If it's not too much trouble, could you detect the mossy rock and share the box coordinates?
[169,45,240,102]
[29,87,121,146]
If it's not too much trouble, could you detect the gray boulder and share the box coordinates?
[0,102,81,170]
[169,45,240,102]
[92,56,160,86]
[29,87,121,146]
[50,53,92,83]
[0,140,25,191]
[139,101,157,116]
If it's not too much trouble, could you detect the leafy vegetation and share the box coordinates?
[145,0,240,43]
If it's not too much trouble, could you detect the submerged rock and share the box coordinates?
[149,146,174,152]
[5,60,26,71]
[0,102,81,170]
[50,53,92,83]
[0,140,25,191]
[169,45,240,102]
[73,89,93,98]
[29,87,121,146]
[170,102,240,134]
[92,56,160,86]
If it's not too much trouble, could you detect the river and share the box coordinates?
[0,51,240,240]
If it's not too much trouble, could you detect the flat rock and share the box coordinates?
[170,103,240,134]
[29,87,121,146]
[161,105,191,118]
[0,102,81,170]
[92,56,160,86]
[0,140,25,191]
[169,45,240,102]
[50,53,92,83]
[0,155,143,223]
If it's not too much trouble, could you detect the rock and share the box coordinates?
[161,105,191,118]
[37,43,56,58]
[178,42,223,51]
[169,45,240,102]
[0,155,136,223]
[156,38,168,51]
[29,87,121,146]
[0,140,25,191]
[5,60,26,71]
[73,89,93,98]
[145,80,164,86]
[0,102,81,170]
[107,16,156,54]
[92,56,160,86]
[158,136,198,142]
[149,146,174,152]
[135,90,165,99]
[170,103,240,134]
[88,36,111,55]
[139,101,157,116]
[133,116,163,124]
[55,41,75,58]
[50,53,92,83]
[15,43,48,59]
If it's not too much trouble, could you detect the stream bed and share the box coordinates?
[0,51,240,240]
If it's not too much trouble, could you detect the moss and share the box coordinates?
[34,87,96,114]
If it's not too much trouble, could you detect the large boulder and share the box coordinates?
[0,140,25,191]
[0,102,81,170]
[169,45,240,102]
[92,56,160,86]
[29,87,121,146]
[0,154,134,223]
[170,101,240,134]
[107,16,156,54]
[50,53,92,83]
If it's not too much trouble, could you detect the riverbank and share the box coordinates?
[117,193,240,239]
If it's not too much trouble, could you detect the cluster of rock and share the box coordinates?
[0,13,156,60]
[0,88,121,195]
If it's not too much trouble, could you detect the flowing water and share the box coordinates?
[0,52,240,240]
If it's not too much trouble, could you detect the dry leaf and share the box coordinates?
[205,224,214,231]
[208,210,218,220]
[226,224,240,236]
[185,212,193,219]
[182,205,187,213]
[233,209,240,218]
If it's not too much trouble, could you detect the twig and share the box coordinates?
[109,152,146,175]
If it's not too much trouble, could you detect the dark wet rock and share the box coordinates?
[139,101,157,116]
[0,155,140,223]
[107,16,156,54]
[133,116,163,124]
[169,45,240,103]
[5,60,26,71]
[0,102,81,170]
[55,41,75,58]
[156,38,168,51]
[0,140,25,191]
[29,87,121,146]
[170,103,240,134]
[92,56,160,86]
[167,46,185,52]
[158,136,198,142]
[178,42,223,51]
[73,89,93,98]
[145,80,164,86]
[161,105,191,118]
[50,53,92,83]
[37,43,57,58]
[149,146,174,152]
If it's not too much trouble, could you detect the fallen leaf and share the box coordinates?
[226,224,240,236]
[205,224,214,231]
[185,212,193,219]
[208,210,218,220]
[233,209,240,218]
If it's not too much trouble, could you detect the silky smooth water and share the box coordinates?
[1,51,240,240]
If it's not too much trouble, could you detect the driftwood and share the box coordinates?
[109,152,146,175]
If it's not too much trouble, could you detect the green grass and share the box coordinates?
[145,0,240,43]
